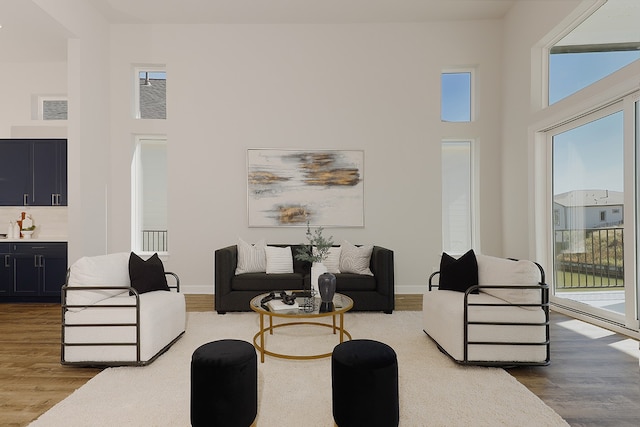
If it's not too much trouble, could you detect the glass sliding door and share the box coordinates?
[550,94,640,332]
[551,105,626,318]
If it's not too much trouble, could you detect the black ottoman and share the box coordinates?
[191,339,257,427]
[332,339,399,427]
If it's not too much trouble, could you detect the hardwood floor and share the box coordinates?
[1,295,638,426]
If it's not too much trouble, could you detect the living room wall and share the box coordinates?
[108,21,505,293]
[1,1,588,295]
[501,0,582,261]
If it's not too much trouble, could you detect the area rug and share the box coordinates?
[30,311,567,426]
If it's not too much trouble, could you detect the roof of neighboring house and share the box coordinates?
[554,189,624,207]
[139,79,166,119]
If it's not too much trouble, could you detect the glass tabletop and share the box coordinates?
[250,291,353,317]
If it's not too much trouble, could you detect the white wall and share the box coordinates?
[36,0,112,263]
[4,1,592,294]
[0,62,67,137]
[501,0,583,260]
[106,22,505,293]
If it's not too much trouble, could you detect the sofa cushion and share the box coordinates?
[66,252,131,311]
[232,273,305,291]
[64,290,186,363]
[334,273,377,291]
[339,241,373,275]
[235,238,267,274]
[323,247,341,274]
[129,252,169,295]
[422,290,548,362]
[265,246,294,274]
[476,254,542,309]
[439,250,478,293]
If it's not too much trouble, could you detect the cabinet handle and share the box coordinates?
[23,194,28,205]
[33,255,44,268]
[4,255,9,268]
[51,194,55,205]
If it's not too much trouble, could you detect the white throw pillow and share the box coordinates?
[235,238,267,274]
[323,247,341,274]
[339,241,373,275]
[265,246,294,274]
[66,252,131,311]
[476,254,542,309]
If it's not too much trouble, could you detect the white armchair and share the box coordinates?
[61,252,186,366]
[422,253,550,366]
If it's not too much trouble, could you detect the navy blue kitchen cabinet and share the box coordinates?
[0,242,68,302]
[0,139,67,206]
[0,243,12,296]
[0,140,31,205]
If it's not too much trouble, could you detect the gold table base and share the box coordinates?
[253,316,352,362]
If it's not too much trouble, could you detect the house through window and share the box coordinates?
[135,67,166,119]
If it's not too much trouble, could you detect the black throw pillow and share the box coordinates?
[438,249,478,293]
[129,252,169,295]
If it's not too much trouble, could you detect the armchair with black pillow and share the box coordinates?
[61,252,186,366]
[423,250,550,366]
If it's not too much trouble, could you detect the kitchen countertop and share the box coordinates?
[0,237,68,242]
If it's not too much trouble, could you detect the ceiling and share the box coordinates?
[2,1,638,63]
[90,0,517,24]
[0,0,515,63]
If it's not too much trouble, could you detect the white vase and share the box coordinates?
[311,262,327,296]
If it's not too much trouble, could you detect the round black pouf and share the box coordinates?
[191,339,257,427]
[332,339,399,427]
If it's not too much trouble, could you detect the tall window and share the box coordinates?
[132,136,168,253]
[441,70,473,122]
[442,140,474,254]
[134,67,166,119]
[549,0,640,105]
[551,107,625,313]
[540,0,640,334]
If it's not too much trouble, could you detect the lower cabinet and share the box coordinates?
[0,242,68,302]
[0,244,12,296]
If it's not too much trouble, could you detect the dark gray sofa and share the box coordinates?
[214,244,394,314]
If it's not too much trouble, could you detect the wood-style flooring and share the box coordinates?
[1,294,638,427]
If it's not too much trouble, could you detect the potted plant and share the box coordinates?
[295,222,334,297]
[295,221,334,263]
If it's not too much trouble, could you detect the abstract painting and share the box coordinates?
[247,149,364,227]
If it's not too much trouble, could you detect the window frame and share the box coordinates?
[441,139,479,255]
[133,65,166,120]
[441,68,475,123]
[131,134,168,255]
[37,95,68,120]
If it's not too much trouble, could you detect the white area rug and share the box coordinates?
[31,311,567,426]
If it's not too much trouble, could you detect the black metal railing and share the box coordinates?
[554,227,623,290]
[142,230,168,252]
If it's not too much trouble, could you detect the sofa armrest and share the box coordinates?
[428,271,440,291]
[370,246,394,296]
[215,245,238,297]
[61,285,140,311]
[165,272,180,292]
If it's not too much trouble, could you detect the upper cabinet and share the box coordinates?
[0,140,31,205]
[0,139,67,206]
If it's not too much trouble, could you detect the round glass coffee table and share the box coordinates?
[249,292,353,363]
